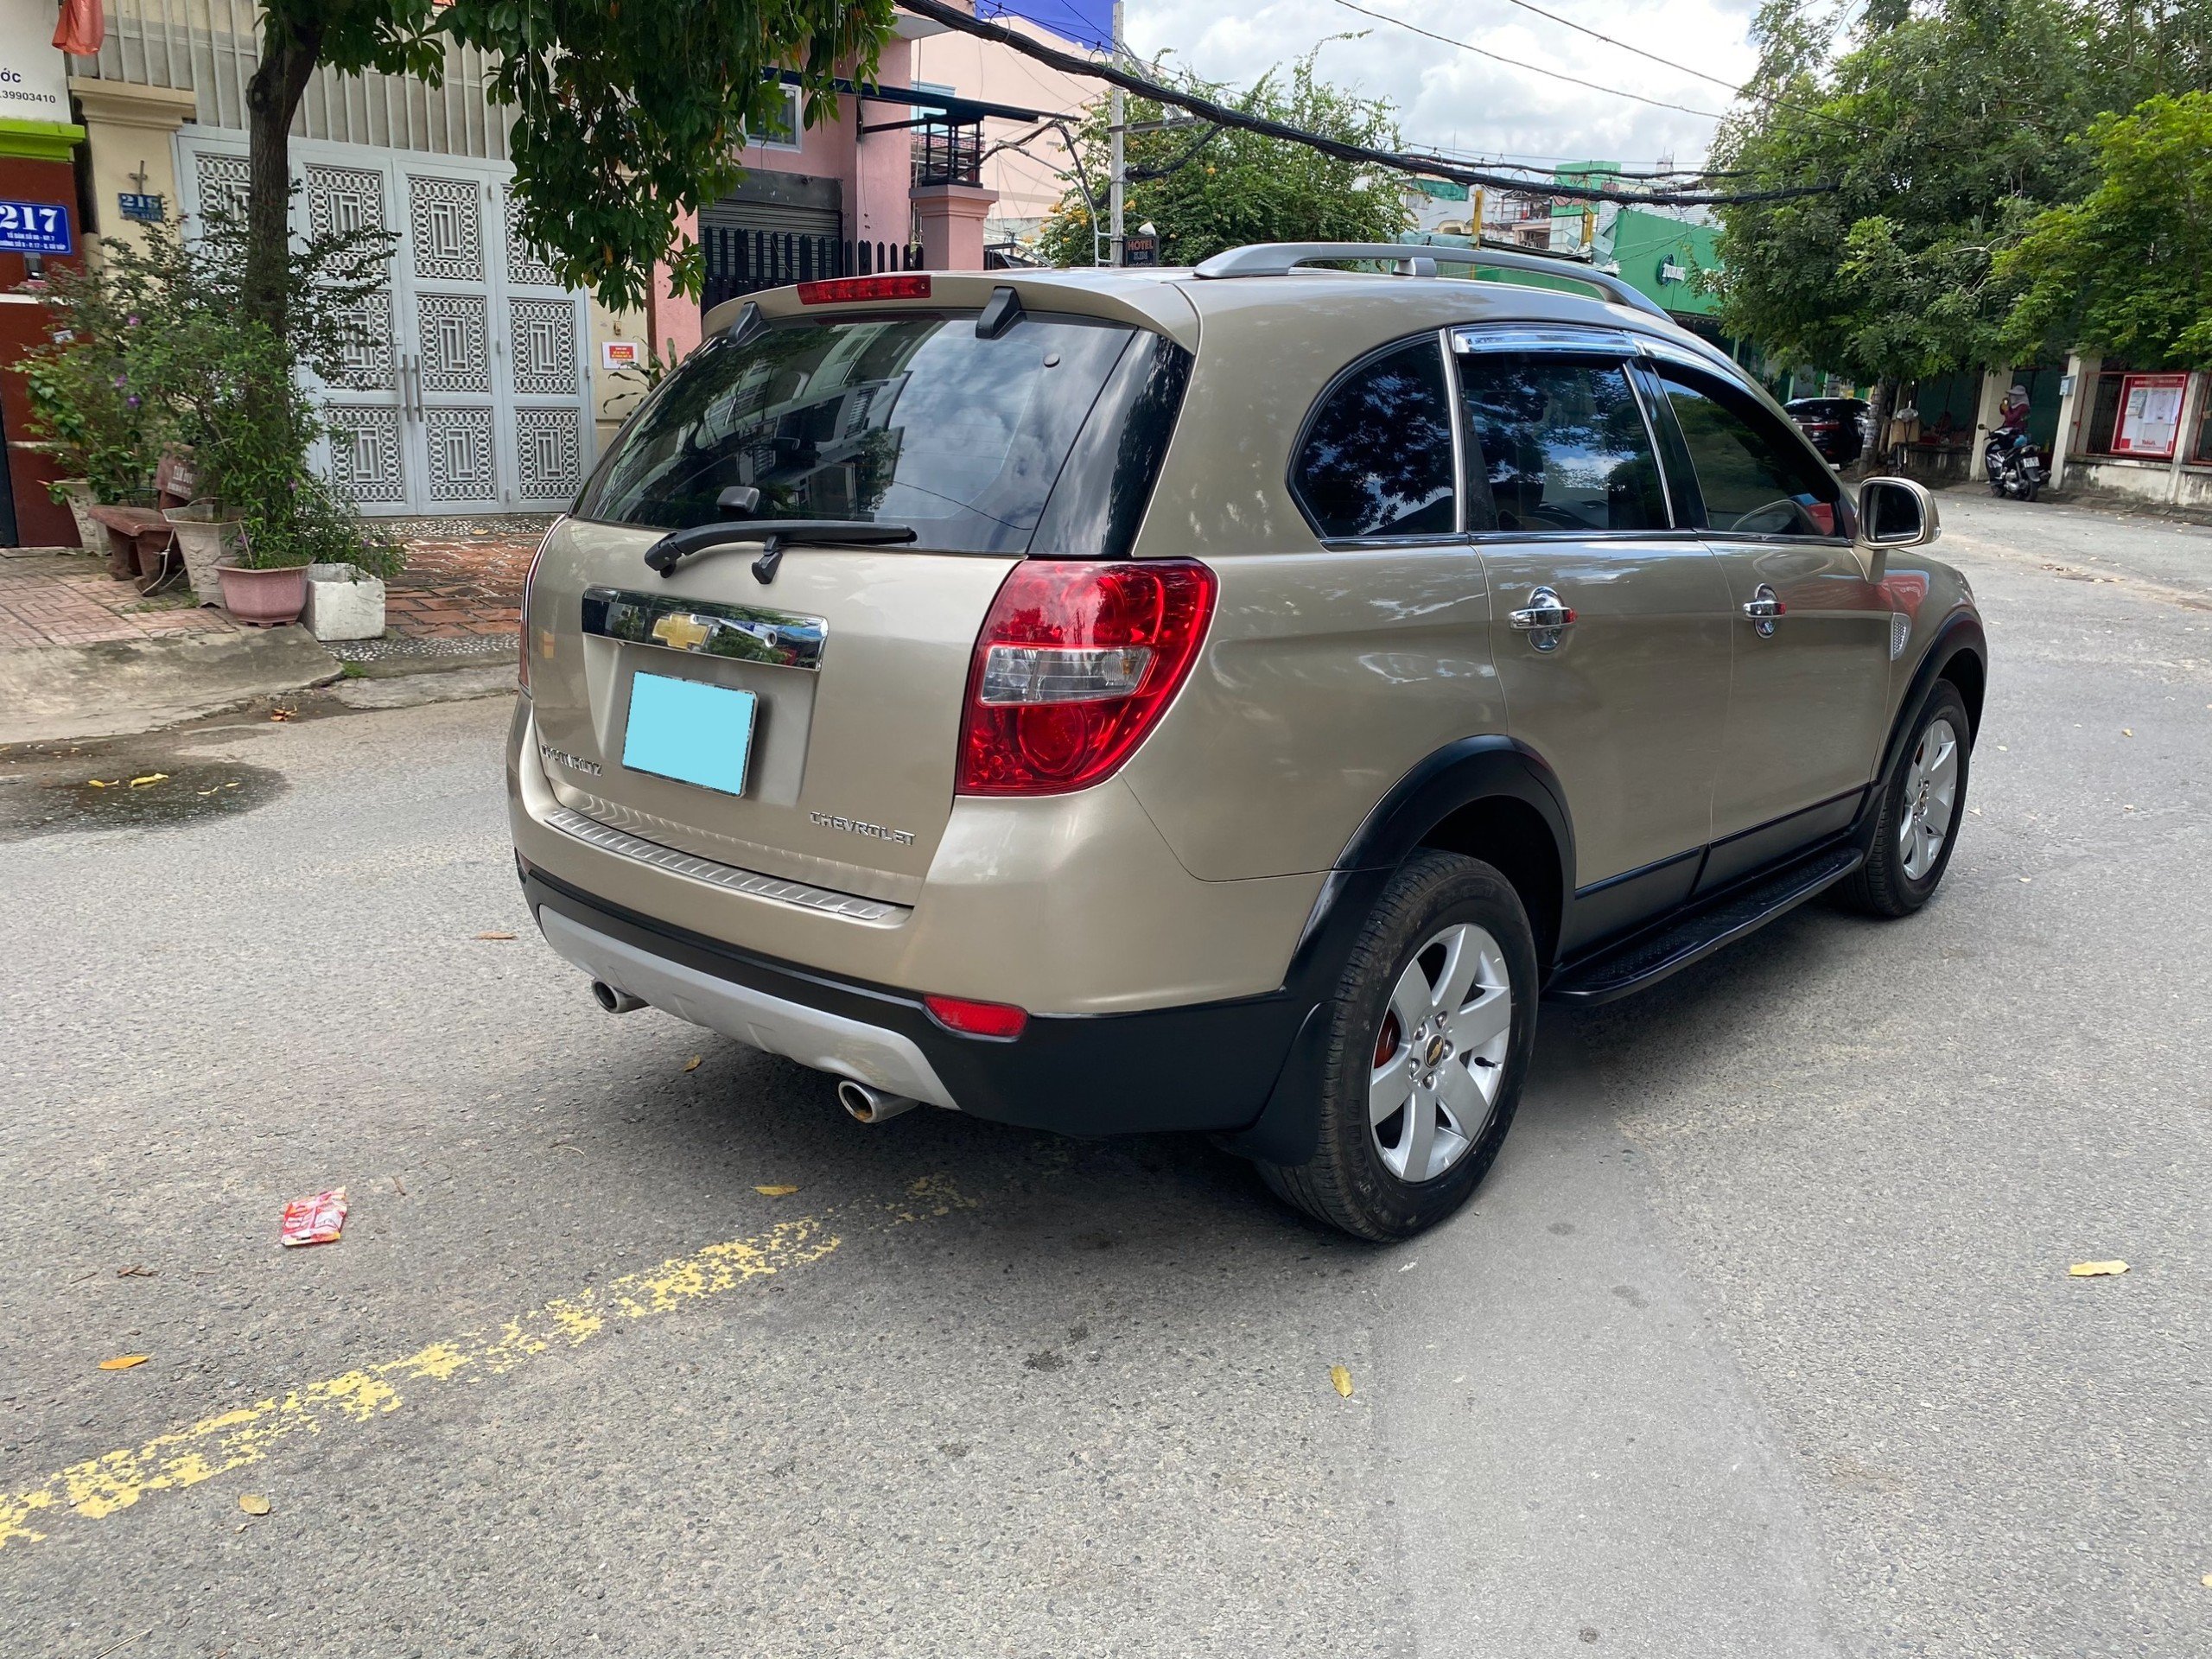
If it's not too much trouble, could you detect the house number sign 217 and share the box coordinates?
[0,200,72,256]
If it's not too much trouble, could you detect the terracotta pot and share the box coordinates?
[215,563,309,627]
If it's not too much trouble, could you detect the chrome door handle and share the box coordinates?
[1743,584,1785,638]
[1513,588,1583,632]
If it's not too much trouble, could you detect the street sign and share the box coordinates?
[0,199,72,255]
[1122,233,1158,267]
[118,193,166,225]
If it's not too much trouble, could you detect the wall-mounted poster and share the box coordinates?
[0,0,72,124]
[2111,372,2188,459]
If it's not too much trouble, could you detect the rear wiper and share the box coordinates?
[645,518,917,583]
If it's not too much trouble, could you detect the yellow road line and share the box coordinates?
[1,1178,968,1554]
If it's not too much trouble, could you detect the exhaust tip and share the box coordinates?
[591,981,645,1014]
[837,1079,920,1124]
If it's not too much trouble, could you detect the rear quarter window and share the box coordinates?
[1289,336,1457,540]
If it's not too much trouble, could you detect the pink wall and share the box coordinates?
[737,40,916,249]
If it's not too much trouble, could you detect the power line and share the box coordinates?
[1330,0,1732,123]
[893,0,1834,207]
[1461,0,1753,98]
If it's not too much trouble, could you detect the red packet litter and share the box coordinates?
[279,1188,347,1248]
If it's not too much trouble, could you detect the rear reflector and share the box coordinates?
[957,560,1216,796]
[925,994,1029,1039]
[797,274,931,305]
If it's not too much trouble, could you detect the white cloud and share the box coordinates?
[1124,0,1763,169]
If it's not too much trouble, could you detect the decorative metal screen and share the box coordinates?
[409,175,484,281]
[417,294,491,392]
[504,193,561,288]
[193,151,250,224]
[425,408,499,500]
[326,409,407,504]
[514,408,582,500]
[330,294,396,391]
[307,165,385,241]
[509,299,578,396]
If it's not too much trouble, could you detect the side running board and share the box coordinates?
[1545,842,1865,1006]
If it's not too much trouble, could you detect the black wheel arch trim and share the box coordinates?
[1219,735,1573,1168]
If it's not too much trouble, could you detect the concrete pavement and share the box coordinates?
[1,492,2206,1656]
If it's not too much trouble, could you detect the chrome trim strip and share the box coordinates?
[581,586,827,671]
[1450,323,1640,357]
[544,806,908,925]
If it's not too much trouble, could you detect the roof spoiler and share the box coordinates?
[1191,242,1673,322]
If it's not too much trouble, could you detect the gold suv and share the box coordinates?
[507,245,1985,1240]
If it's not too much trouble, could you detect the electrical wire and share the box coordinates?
[892,0,1834,206]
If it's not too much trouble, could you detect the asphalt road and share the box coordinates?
[2,488,2206,1657]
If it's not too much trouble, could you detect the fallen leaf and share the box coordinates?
[86,779,118,788]
[474,931,516,941]
[127,772,167,788]
[754,1184,798,1197]
[1331,1364,1354,1397]
[268,708,296,722]
[2069,1260,2129,1277]
[98,1354,150,1370]
[238,1493,270,1516]
[682,1055,702,1072]
[391,1175,406,1197]
[550,1141,584,1156]
[2121,728,2134,737]
[2202,1573,2212,1588]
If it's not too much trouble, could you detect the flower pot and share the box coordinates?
[163,503,245,607]
[215,563,309,628]
[303,562,386,641]
[54,479,100,550]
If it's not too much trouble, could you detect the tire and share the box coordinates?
[1835,681,1972,918]
[1258,851,1539,1241]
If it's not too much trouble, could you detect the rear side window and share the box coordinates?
[1454,353,1667,534]
[1658,367,1844,537]
[575,311,1135,553]
[1289,337,1457,539]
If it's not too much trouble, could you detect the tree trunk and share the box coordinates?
[243,16,324,345]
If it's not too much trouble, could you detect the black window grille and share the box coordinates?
[700,228,926,310]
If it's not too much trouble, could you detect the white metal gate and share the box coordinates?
[175,134,594,516]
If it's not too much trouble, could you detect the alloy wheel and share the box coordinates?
[1369,923,1512,1184]
[1899,715,1960,880]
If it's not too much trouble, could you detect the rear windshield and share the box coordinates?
[575,311,1136,553]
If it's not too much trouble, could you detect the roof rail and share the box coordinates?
[1191,242,1672,323]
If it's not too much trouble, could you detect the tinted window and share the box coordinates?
[1661,368,1843,537]
[1290,338,1456,538]
[1454,353,1666,533]
[575,312,1134,553]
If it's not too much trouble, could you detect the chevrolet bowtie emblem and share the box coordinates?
[651,613,715,652]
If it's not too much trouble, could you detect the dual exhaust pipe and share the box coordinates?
[590,981,921,1125]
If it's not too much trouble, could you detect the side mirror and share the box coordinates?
[1855,476,1939,577]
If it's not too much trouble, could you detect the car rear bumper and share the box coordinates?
[522,863,1311,1138]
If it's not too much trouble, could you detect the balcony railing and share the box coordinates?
[912,119,984,189]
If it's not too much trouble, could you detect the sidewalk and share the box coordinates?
[0,516,550,745]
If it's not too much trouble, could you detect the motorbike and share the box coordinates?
[1985,431,2044,501]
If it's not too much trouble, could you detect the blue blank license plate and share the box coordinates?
[622,671,757,796]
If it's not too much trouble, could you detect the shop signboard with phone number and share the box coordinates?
[0,199,73,256]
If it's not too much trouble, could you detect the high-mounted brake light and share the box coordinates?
[925,994,1029,1040]
[797,274,931,305]
[518,515,564,693]
[957,560,1217,796]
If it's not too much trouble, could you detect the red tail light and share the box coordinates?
[957,560,1216,796]
[518,515,563,693]
[797,274,931,304]
[925,994,1029,1039]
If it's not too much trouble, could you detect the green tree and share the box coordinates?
[1999,92,2212,366]
[1035,51,1408,269]
[241,0,898,339]
[1710,0,2118,397]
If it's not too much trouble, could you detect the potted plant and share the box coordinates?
[22,314,158,549]
[164,497,245,607]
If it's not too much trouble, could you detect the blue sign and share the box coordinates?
[118,193,166,225]
[0,200,72,256]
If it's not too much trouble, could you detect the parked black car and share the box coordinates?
[1786,397,1871,466]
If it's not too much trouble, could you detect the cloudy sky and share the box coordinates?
[995,0,1767,170]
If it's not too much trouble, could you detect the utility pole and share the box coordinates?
[1108,0,1125,266]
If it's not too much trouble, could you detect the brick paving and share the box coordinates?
[0,514,553,654]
